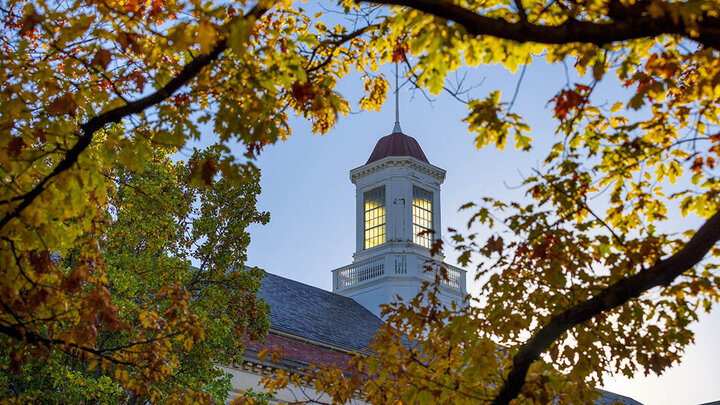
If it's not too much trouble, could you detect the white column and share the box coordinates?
[355,189,364,253]
[433,190,442,242]
[402,179,413,243]
[386,179,399,243]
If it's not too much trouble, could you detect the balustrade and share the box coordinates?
[334,256,385,289]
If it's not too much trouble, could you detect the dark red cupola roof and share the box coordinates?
[366,132,429,164]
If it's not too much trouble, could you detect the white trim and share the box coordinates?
[350,156,446,183]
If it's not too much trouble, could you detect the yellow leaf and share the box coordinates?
[196,22,217,54]
[258,349,268,363]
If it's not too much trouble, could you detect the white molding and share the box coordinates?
[350,156,446,184]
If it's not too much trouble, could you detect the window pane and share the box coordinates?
[364,187,386,249]
[412,187,433,248]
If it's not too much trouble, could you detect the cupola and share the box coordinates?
[330,129,466,317]
[366,132,429,164]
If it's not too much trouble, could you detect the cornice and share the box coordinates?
[350,156,446,184]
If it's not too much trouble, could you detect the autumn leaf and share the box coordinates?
[92,48,112,70]
[392,42,408,63]
[128,71,146,91]
[258,349,268,363]
[691,157,704,174]
[19,8,41,36]
[201,156,217,185]
[359,75,388,112]
[486,235,503,253]
[117,31,141,52]
[196,21,217,53]
[550,87,587,121]
[7,136,26,157]
[47,93,77,116]
[5,0,720,403]
[291,81,315,106]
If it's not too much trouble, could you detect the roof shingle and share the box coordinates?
[257,273,384,352]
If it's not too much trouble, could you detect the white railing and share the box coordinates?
[446,266,463,289]
[335,256,385,289]
[420,263,464,289]
[333,254,466,292]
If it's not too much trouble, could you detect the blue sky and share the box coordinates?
[198,53,720,404]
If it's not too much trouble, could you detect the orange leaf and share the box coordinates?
[550,89,586,121]
[691,157,704,174]
[258,349,268,363]
[149,0,164,17]
[392,42,408,63]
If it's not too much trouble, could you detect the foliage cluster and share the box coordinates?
[2,0,720,403]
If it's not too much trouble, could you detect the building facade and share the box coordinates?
[222,129,641,405]
[223,128,468,403]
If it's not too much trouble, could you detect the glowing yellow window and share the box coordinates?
[364,187,386,249]
[413,187,433,248]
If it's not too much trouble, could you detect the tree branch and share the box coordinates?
[305,24,378,73]
[0,5,268,232]
[360,0,720,50]
[491,208,720,405]
[0,322,136,367]
[513,0,526,23]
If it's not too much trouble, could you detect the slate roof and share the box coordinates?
[255,273,644,405]
[595,389,643,405]
[366,132,430,164]
[257,272,384,352]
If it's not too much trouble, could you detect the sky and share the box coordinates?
[194,42,720,404]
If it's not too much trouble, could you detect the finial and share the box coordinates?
[393,62,402,133]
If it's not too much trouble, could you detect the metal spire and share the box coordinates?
[392,62,402,133]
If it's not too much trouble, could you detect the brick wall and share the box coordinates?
[247,332,356,372]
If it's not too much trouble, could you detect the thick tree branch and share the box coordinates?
[361,0,720,50]
[0,5,268,233]
[492,209,720,405]
[0,323,136,367]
